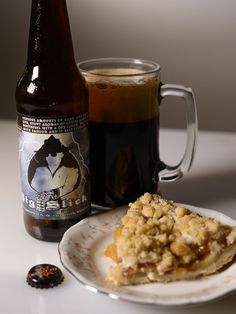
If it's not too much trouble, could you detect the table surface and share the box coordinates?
[1,119,236,314]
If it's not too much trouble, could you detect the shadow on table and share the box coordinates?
[159,168,236,211]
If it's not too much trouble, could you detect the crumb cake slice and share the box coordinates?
[104,193,236,285]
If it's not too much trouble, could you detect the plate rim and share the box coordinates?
[58,203,236,308]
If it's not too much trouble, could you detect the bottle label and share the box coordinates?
[17,114,90,220]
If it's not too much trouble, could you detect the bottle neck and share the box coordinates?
[27,0,76,72]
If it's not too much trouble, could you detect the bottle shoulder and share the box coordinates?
[16,67,88,116]
[17,64,84,86]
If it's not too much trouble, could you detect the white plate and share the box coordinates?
[58,204,236,307]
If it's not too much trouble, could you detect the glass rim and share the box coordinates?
[78,58,161,77]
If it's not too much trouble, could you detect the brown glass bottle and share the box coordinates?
[16,0,90,242]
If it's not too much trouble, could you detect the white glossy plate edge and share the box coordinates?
[58,204,236,308]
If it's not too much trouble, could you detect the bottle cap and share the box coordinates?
[26,264,64,289]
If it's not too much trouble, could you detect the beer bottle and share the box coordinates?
[15,0,90,242]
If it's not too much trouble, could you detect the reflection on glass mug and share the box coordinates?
[78,58,197,210]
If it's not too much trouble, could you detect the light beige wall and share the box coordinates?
[1,0,236,131]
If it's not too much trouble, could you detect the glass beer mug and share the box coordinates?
[78,58,197,210]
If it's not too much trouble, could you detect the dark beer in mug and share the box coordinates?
[82,67,163,208]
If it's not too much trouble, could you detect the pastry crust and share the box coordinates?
[104,193,236,285]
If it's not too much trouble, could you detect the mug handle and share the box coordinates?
[158,84,198,182]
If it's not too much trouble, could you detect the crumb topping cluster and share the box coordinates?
[105,193,236,285]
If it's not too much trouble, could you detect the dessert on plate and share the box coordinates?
[104,193,236,285]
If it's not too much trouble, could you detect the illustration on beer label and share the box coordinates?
[18,114,89,220]
[29,135,81,209]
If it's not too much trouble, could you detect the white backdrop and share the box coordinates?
[1,0,236,131]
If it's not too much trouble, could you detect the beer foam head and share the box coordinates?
[88,68,145,76]
[85,68,160,123]
[84,68,156,86]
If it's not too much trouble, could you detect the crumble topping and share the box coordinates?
[104,193,236,285]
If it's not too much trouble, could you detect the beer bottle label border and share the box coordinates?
[17,113,90,220]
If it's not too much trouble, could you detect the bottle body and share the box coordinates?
[16,0,90,242]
